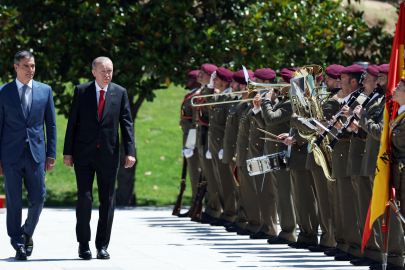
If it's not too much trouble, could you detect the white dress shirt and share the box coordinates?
[16,78,33,114]
[95,80,109,107]
[398,104,405,116]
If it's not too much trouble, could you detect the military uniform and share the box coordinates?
[253,96,296,242]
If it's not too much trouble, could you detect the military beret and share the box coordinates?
[216,67,234,83]
[366,65,379,77]
[280,68,299,83]
[341,64,364,74]
[254,68,277,81]
[201,63,218,75]
[187,70,200,79]
[379,64,390,74]
[325,64,345,79]
[233,69,254,84]
[317,74,324,82]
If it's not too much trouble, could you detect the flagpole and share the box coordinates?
[382,194,392,270]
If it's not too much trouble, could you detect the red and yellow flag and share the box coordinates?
[362,3,405,252]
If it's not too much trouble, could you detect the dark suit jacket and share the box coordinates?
[0,79,57,163]
[63,81,135,167]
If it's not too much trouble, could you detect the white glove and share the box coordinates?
[184,148,193,158]
[206,150,212,159]
[207,71,216,89]
[218,149,223,160]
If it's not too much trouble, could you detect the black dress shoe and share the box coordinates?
[335,252,359,261]
[226,225,243,233]
[15,246,27,260]
[78,243,92,260]
[324,247,344,256]
[267,237,292,245]
[369,262,403,270]
[250,232,276,239]
[350,257,378,266]
[224,222,236,228]
[97,248,110,259]
[177,211,190,218]
[200,215,217,224]
[210,219,233,227]
[237,229,254,235]
[23,233,33,256]
[288,241,311,249]
[308,244,334,252]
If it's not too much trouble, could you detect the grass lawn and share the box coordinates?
[0,83,193,207]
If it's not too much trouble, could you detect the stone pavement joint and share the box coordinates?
[0,207,366,269]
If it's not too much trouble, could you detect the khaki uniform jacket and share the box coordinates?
[236,105,252,166]
[180,88,201,147]
[252,97,292,155]
[195,90,210,153]
[223,99,248,163]
[248,102,265,160]
[205,86,237,154]
[358,96,385,176]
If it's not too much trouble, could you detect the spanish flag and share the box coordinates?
[362,3,405,252]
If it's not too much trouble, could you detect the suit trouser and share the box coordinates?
[74,149,118,250]
[290,169,319,246]
[186,148,201,203]
[212,154,237,222]
[329,178,345,250]
[237,166,261,233]
[253,173,278,236]
[197,152,222,218]
[271,169,297,242]
[336,176,362,257]
[351,175,384,261]
[3,146,46,250]
[230,161,247,229]
[310,167,336,248]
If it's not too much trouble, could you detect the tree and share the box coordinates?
[0,0,395,205]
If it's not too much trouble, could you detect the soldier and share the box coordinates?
[352,64,405,270]
[178,70,202,217]
[222,70,251,232]
[248,68,278,239]
[204,67,238,226]
[194,63,223,224]
[252,68,297,244]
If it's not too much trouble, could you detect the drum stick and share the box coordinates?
[257,128,280,139]
[260,137,296,145]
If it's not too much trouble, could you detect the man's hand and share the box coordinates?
[0,162,3,176]
[265,88,277,102]
[354,105,367,119]
[316,121,328,131]
[277,133,289,140]
[283,136,296,146]
[63,155,74,168]
[207,71,216,89]
[340,105,353,117]
[331,115,343,130]
[125,155,136,168]
[45,158,55,172]
[253,94,262,110]
[349,120,359,132]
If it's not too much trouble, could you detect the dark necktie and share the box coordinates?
[21,84,29,118]
[97,90,105,148]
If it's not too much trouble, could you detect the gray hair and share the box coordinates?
[14,50,34,65]
[92,56,113,70]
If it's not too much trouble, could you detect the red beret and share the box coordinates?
[341,64,364,75]
[216,67,234,83]
[254,68,276,81]
[366,65,379,77]
[280,68,299,83]
[325,64,345,79]
[187,70,200,79]
[379,64,390,74]
[316,74,324,82]
[233,70,254,84]
[201,63,218,76]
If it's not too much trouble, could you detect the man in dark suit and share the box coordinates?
[0,50,57,260]
[63,56,136,260]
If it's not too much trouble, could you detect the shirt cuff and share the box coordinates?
[253,107,261,115]
[46,157,55,159]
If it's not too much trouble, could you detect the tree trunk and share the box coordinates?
[115,95,146,206]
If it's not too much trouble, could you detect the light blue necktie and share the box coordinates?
[21,84,29,118]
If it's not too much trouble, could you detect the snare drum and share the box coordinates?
[246,151,288,176]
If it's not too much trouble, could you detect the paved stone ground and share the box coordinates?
[0,206,367,269]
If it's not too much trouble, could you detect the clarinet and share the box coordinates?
[326,88,378,151]
[313,87,365,148]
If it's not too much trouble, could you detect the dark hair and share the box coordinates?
[348,72,363,85]
[14,50,34,65]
